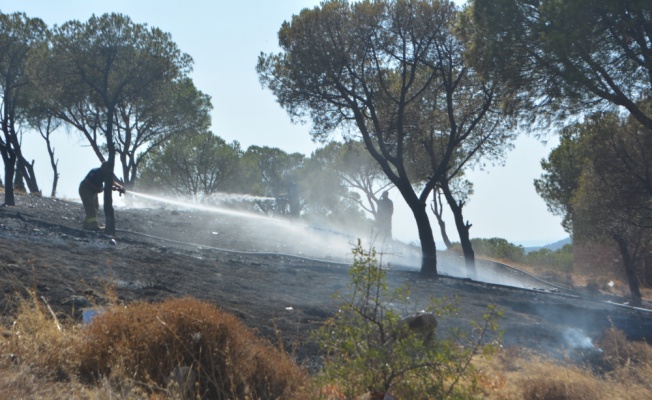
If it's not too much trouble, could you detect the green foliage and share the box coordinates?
[525,244,573,272]
[112,76,213,186]
[227,145,306,215]
[451,238,525,262]
[467,238,526,263]
[467,0,652,131]
[238,146,305,197]
[314,240,502,399]
[456,238,574,272]
[138,131,240,197]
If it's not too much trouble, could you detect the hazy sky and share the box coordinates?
[2,0,567,246]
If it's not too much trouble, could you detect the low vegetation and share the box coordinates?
[451,238,573,274]
[477,328,652,400]
[312,241,502,399]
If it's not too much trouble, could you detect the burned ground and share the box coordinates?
[1,192,652,369]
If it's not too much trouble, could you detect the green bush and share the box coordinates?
[313,240,502,399]
[470,238,526,262]
[455,238,573,273]
[524,244,573,272]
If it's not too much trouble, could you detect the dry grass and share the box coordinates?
[0,292,117,399]
[1,292,79,380]
[474,328,652,400]
[1,294,308,399]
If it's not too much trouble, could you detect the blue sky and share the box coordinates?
[2,0,567,246]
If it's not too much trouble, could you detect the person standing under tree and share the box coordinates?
[78,162,125,230]
[376,190,394,240]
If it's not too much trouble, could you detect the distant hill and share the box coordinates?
[524,237,571,254]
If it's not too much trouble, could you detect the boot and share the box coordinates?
[82,224,101,231]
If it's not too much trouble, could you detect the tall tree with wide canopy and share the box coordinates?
[138,131,240,198]
[258,0,514,273]
[310,141,391,222]
[300,142,371,228]
[49,13,192,234]
[237,145,306,216]
[536,110,652,305]
[575,113,651,305]
[467,0,652,130]
[0,12,47,205]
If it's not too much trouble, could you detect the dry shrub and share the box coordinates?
[479,354,605,400]
[495,345,527,371]
[641,286,652,300]
[78,297,307,399]
[473,341,652,400]
[595,327,652,371]
[590,327,652,393]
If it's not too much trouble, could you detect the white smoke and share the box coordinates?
[562,328,596,350]
[119,190,561,290]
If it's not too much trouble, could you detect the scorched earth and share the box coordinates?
[1,192,651,369]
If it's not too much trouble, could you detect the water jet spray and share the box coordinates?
[125,190,279,222]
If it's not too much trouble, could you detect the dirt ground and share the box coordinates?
[2,192,652,369]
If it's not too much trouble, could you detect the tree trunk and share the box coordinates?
[35,117,60,198]
[14,159,26,193]
[7,120,40,195]
[51,174,59,198]
[23,159,40,195]
[18,156,40,195]
[406,196,438,275]
[120,149,131,186]
[49,160,59,198]
[1,115,15,205]
[441,181,476,275]
[614,235,642,306]
[436,218,453,249]
[103,175,116,235]
[104,109,117,236]
[2,152,16,206]
[431,188,453,249]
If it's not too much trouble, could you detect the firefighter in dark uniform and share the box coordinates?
[376,190,394,239]
[78,162,125,230]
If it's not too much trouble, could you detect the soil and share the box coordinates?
[2,192,652,370]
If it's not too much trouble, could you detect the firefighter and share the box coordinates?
[78,162,125,230]
[376,190,394,240]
